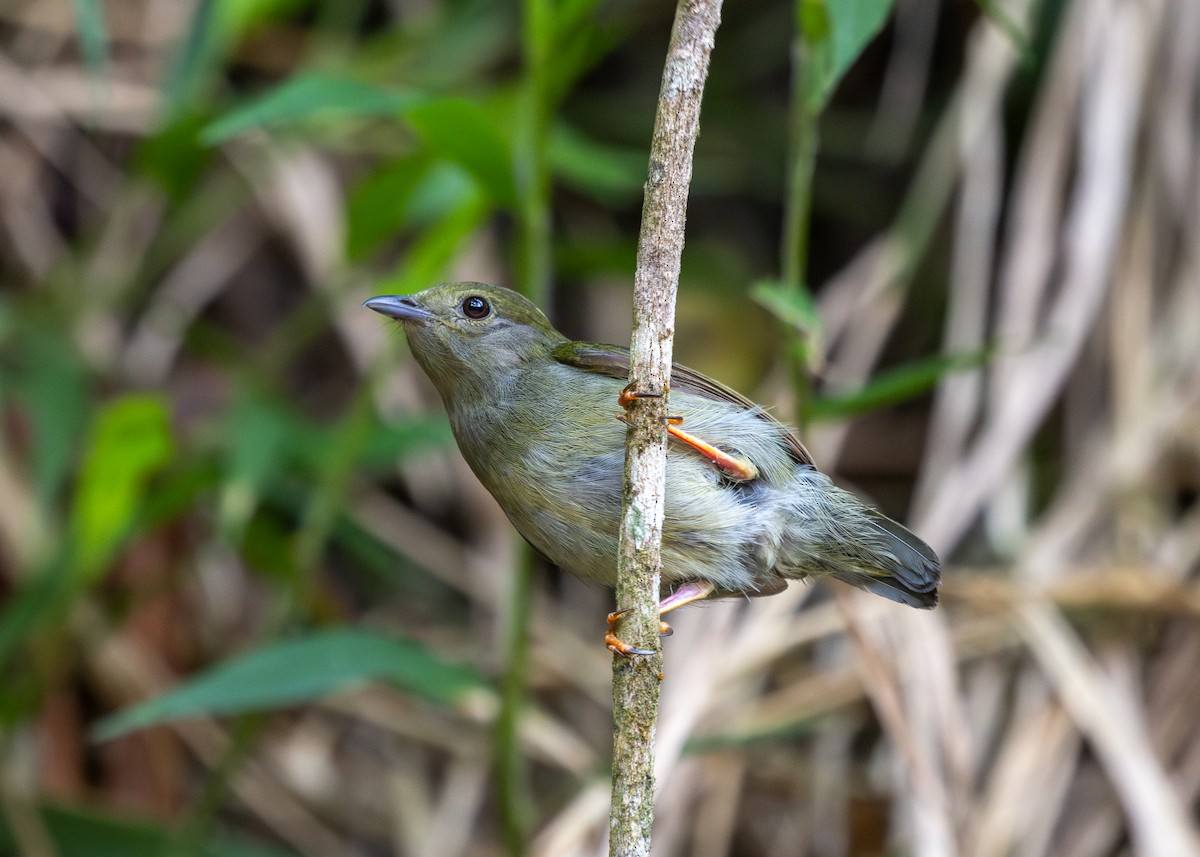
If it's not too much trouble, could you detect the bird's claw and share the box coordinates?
[605,634,655,658]
[605,581,715,657]
[618,384,661,410]
[605,610,672,658]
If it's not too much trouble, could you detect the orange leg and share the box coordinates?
[606,580,716,657]
[664,421,759,482]
[616,385,759,482]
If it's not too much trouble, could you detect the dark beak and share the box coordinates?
[363,295,435,323]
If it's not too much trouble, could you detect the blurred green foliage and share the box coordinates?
[0,0,993,853]
[73,395,174,581]
[93,629,489,741]
[0,804,296,857]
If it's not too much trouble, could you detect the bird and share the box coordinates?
[365,282,940,654]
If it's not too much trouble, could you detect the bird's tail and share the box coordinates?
[778,470,941,608]
[835,508,940,608]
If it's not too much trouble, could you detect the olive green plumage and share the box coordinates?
[365,282,940,609]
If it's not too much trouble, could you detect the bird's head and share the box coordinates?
[365,282,566,398]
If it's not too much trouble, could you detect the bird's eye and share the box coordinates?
[462,295,491,319]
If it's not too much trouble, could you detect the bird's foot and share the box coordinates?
[615,385,759,482]
[605,580,716,657]
[617,384,662,411]
[605,610,671,658]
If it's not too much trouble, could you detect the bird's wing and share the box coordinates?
[552,341,814,466]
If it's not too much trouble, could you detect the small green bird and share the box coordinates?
[366,283,939,653]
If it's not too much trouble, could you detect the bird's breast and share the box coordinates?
[442,371,800,594]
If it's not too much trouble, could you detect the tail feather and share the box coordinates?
[855,509,940,607]
[818,508,941,609]
[858,574,939,609]
[777,470,942,609]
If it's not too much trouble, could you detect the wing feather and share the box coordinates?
[553,342,814,466]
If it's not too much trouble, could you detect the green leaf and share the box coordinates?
[752,279,825,370]
[403,162,481,223]
[202,82,514,206]
[70,395,173,580]
[798,0,832,43]
[0,802,298,857]
[686,717,824,752]
[372,196,492,297]
[0,554,71,675]
[216,0,311,41]
[548,123,645,203]
[217,388,452,540]
[346,157,476,259]
[801,0,897,110]
[217,394,290,539]
[359,416,453,468]
[201,73,427,144]
[556,236,637,278]
[162,0,221,120]
[347,157,435,259]
[71,0,109,81]
[135,112,215,202]
[405,99,516,205]
[809,347,994,421]
[93,629,489,741]
[974,0,1034,62]
[556,0,607,38]
[11,329,91,514]
[164,0,334,121]
[750,279,823,337]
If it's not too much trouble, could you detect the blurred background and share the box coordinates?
[1,0,1198,855]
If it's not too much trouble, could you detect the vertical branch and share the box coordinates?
[496,1,553,852]
[515,0,552,306]
[609,2,723,856]
[781,35,818,293]
[780,29,821,429]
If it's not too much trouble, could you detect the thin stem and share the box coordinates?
[610,1,723,855]
[781,38,819,292]
[494,1,554,852]
[782,31,821,430]
[495,543,536,856]
[171,714,266,857]
[515,0,553,306]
